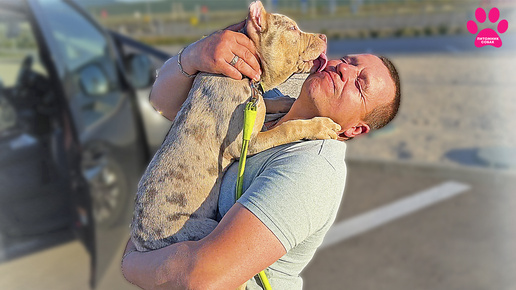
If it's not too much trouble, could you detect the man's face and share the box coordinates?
[298,54,396,138]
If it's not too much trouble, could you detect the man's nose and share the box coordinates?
[336,62,357,81]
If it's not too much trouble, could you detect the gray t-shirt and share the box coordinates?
[218,139,347,289]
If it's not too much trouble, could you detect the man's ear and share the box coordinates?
[247,1,267,34]
[338,124,370,141]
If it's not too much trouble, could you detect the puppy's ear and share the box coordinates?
[247,1,267,33]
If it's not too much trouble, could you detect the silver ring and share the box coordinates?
[230,55,239,66]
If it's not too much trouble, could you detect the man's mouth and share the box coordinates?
[324,70,336,95]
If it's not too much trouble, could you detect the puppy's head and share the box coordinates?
[245,1,327,91]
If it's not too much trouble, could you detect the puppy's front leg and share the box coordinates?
[248,117,341,154]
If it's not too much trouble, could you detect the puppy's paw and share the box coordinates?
[304,117,341,140]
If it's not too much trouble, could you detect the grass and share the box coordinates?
[92,0,489,46]
[130,23,469,46]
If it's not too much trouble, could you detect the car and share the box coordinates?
[0,0,172,287]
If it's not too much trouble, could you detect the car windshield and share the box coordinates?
[0,6,51,136]
[39,0,108,72]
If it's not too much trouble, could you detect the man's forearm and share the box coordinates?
[122,241,196,289]
[121,204,285,289]
[150,47,197,121]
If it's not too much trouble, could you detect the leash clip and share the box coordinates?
[248,80,264,108]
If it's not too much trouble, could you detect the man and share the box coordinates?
[121,22,400,289]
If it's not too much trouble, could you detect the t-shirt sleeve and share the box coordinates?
[237,150,346,252]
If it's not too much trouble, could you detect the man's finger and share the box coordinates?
[221,63,244,81]
[233,32,258,59]
[123,238,136,256]
[231,46,261,79]
[234,56,261,82]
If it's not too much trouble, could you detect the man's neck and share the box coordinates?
[267,96,317,130]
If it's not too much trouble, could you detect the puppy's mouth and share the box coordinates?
[309,51,328,73]
[315,52,328,72]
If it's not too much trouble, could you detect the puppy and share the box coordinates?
[131,1,336,253]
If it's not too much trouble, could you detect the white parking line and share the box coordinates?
[320,181,471,249]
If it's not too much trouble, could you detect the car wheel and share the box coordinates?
[82,145,129,228]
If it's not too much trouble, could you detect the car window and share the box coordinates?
[0,9,48,88]
[0,8,49,135]
[38,0,122,130]
[0,94,16,135]
[38,0,108,72]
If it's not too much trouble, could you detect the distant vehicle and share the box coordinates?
[0,0,172,286]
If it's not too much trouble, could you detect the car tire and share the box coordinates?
[82,146,130,229]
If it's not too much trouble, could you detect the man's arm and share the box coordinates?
[150,21,261,121]
[122,203,285,290]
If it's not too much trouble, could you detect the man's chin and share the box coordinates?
[301,75,323,99]
[305,70,326,85]
[304,71,335,100]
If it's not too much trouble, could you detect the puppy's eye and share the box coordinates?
[290,26,297,31]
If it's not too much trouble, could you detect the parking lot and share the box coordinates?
[1,159,515,289]
[1,3,516,287]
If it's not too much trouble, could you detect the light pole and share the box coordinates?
[145,0,154,33]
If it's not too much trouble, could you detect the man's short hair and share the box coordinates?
[363,55,401,130]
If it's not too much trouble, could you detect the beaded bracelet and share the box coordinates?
[177,46,198,78]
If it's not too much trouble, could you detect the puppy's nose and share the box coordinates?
[318,34,327,43]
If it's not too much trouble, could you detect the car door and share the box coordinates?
[0,0,94,271]
[109,30,173,155]
[30,0,149,284]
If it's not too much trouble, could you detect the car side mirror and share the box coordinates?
[125,53,153,89]
[79,64,109,96]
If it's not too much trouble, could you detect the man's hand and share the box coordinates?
[120,204,285,289]
[181,21,262,82]
[121,239,143,287]
[150,21,262,121]
[121,237,195,289]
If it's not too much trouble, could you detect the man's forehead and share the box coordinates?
[344,54,381,65]
[348,54,395,106]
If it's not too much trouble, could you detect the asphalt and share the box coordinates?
[2,33,515,289]
[0,160,514,290]
[303,160,516,290]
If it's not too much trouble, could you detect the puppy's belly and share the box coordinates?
[131,135,226,251]
[131,75,250,251]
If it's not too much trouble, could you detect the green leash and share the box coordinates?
[235,82,272,290]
